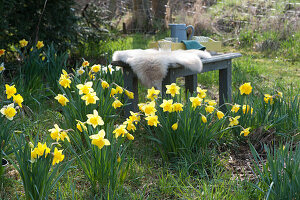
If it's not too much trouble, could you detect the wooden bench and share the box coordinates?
[111,52,242,116]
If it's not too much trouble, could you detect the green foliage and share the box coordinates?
[8,133,71,200]
[0,0,78,51]
[250,142,300,200]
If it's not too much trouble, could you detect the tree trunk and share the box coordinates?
[132,0,151,32]
[152,0,168,28]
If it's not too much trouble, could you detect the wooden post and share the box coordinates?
[162,69,177,97]
[123,67,139,117]
[219,60,232,111]
[185,74,197,95]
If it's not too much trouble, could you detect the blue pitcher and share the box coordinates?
[169,24,195,42]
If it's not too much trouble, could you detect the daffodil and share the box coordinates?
[52,147,65,165]
[5,84,17,99]
[113,125,128,138]
[36,41,44,49]
[125,90,134,99]
[123,118,136,132]
[91,64,101,73]
[112,99,123,109]
[172,122,178,131]
[239,82,252,95]
[90,130,111,149]
[166,83,180,97]
[217,111,224,119]
[126,133,134,140]
[77,67,85,75]
[0,103,17,120]
[13,94,23,107]
[36,142,50,157]
[240,128,251,136]
[264,94,273,104]
[81,92,99,105]
[205,100,217,106]
[205,105,214,113]
[19,39,28,48]
[201,115,207,123]
[77,82,94,95]
[0,49,5,56]
[59,131,70,142]
[229,116,240,127]
[231,104,241,113]
[145,115,160,127]
[116,86,123,94]
[48,124,62,141]
[190,97,202,109]
[0,62,5,73]
[86,110,104,128]
[101,81,109,89]
[110,88,117,97]
[172,103,183,112]
[129,111,140,124]
[147,87,160,100]
[242,105,253,114]
[54,94,69,106]
[143,101,157,116]
[59,77,71,88]
[197,87,207,99]
[82,60,89,67]
[160,99,173,112]
[76,120,87,132]
[117,156,121,163]
[277,91,283,98]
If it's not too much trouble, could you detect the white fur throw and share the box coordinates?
[112,49,211,90]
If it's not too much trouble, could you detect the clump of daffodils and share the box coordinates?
[1,84,23,120]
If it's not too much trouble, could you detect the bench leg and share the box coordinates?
[162,69,177,97]
[123,67,139,117]
[219,60,232,110]
[185,74,197,95]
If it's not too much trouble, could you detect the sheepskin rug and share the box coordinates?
[112,49,211,90]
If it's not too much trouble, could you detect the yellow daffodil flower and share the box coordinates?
[229,116,240,127]
[190,97,202,109]
[143,101,157,116]
[5,84,17,99]
[205,105,214,113]
[117,156,121,163]
[126,133,134,140]
[160,99,173,112]
[242,105,253,114]
[113,125,128,138]
[123,118,136,132]
[86,110,104,128]
[101,81,109,89]
[112,99,123,109]
[145,115,160,127]
[197,87,207,99]
[0,63,5,73]
[264,94,273,104]
[54,94,69,106]
[90,130,111,149]
[36,41,44,49]
[19,39,28,48]
[52,147,65,165]
[77,67,85,75]
[110,88,117,97]
[147,87,160,101]
[0,103,17,120]
[207,100,217,106]
[201,115,207,123]
[240,128,251,136]
[231,104,241,113]
[76,120,87,132]
[36,142,50,157]
[116,86,123,94]
[172,103,183,112]
[91,64,101,73]
[48,124,62,141]
[59,77,71,88]
[129,111,140,124]
[239,82,252,95]
[81,92,99,105]
[217,111,225,119]
[59,131,70,142]
[0,49,5,56]
[172,122,178,131]
[82,60,89,67]
[76,82,94,95]
[125,90,134,99]
[277,91,283,98]
[166,83,180,97]
[13,94,24,108]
